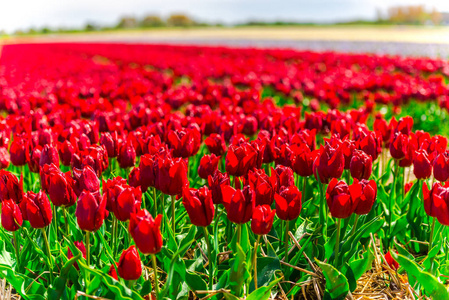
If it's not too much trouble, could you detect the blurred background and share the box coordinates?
[2,0,449,57]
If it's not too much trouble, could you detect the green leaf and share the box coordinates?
[229,243,249,297]
[249,256,280,292]
[48,253,81,300]
[185,271,208,292]
[391,252,449,299]
[247,276,282,300]
[315,259,349,300]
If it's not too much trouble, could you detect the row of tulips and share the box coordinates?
[0,43,448,299]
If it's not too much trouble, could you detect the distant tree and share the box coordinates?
[85,23,96,31]
[117,16,138,29]
[41,27,51,34]
[141,15,165,27]
[167,14,195,27]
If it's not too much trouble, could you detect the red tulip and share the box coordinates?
[75,190,107,232]
[139,154,157,192]
[10,136,29,166]
[245,169,278,206]
[205,133,226,156]
[357,131,382,161]
[385,251,399,270]
[25,190,52,228]
[102,177,128,211]
[389,133,408,160]
[129,209,163,254]
[413,149,432,180]
[100,132,119,158]
[48,171,77,207]
[422,182,443,218]
[68,241,87,270]
[27,146,42,173]
[350,179,377,215]
[0,170,23,204]
[198,154,220,180]
[274,165,295,190]
[108,263,119,280]
[110,186,142,222]
[58,140,76,167]
[291,144,319,177]
[117,141,136,169]
[1,199,23,231]
[0,147,10,169]
[350,150,372,180]
[274,185,302,221]
[39,144,60,167]
[326,179,357,219]
[117,246,142,280]
[314,142,344,184]
[182,186,214,227]
[73,165,100,197]
[225,143,258,177]
[251,205,275,235]
[155,156,188,195]
[433,151,449,182]
[208,170,230,205]
[221,185,255,224]
[168,128,201,158]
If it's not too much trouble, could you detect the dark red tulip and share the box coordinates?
[385,251,399,270]
[246,169,277,206]
[326,178,357,219]
[434,188,449,226]
[68,241,87,270]
[422,182,442,218]
[291,144,319,177]
[350,150,372,180]
[100,132,119,158]
[274,165,295,190]
[1,199,23,231]
[20,191,36,221]
[117,246,142,280]
[205,133,227,156]
[389,133,408,160]
[221,185,255,224]
[128,167,142,190]
[413,149,432,180]
[48,171,77,207]
[10,136,29,166]
[341,139,356,170]
[274,185,302,221]
[103,177,128,211]
[25,190,52,228]
[433,151,449,182]
[27,146,42,173]
[0,147,10,169]
[39,144,60,167]
[108,264,119,280]
[155,156,188,196]
[117,141,136,169]
[139,154,157,192]
[73,165,100,197]
[198,154,220,180]
[182,186,214,227]
[110,185,142,222]
[0,170,23,204]
[251,205,275,235]
[129,209,163,254]
[168,128,201,158]
[396,116,413,135]
[225,143,258,177]
[75,190,107,232]
[208,170,230,205]
[350,179,377,215]
[58,140,76,166]
[313,142,344,184]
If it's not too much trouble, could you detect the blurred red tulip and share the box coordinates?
[350,150,372,180]
[1,199,23,231]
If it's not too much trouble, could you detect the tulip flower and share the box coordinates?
[326,179,358,219]
[389,133,408,160]
[154,156,188,196]
[274,186,302,221]
[182,186,214,227]
[205,133,226,156]
[350,150,372,180]
[129,209,163,254]
[221,185,255,225]
[100,132,119,158]
[108,263,119,280]
[47,171,77,207]
[0,147,10,170]
[1,199,23,232]
[102,177,128,211]
[68,241,87,270]
[245,169,277,206]
[433,151,449,182]
[291,144,319,177]
[357,131,382,161]
[198,154,220,180]
[117,141,136,169]
[208,170,230,205]
[413,149,432,180]
[350,179,377,215]
[10,136,29,166]
[225,143,258,177]
[274,165,295,189]
[117,246,142,281]
[251,205,275,236]
[167,128,201,158]
[0,170,23,204]
[25,190,52,229]
[313,142,344,184]
[39,144,60,167]
[73,165,100,197]
[139,154,156,192]
[385,251,399,270]
[75,190,107,232]
[58,140,76,167]
[27,146,42,173]
[422,182,444,218]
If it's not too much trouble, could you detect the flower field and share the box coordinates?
[1,42,449,299]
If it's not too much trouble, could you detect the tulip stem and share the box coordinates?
[237,224,242,245]
[334,218,342,265]
[153,188,158,216]
[13,231,20,267]
[41,228,53,284]
[351,215,359,236]
[63,207,69,236]
[171,195,176,236]
[253,235,261,289]
[284,220,290,263]
[86,231,91,267]
[302,176,307,201]
[151,254,159,299]
[429,217,436,251]
[203,227,214,290]
[112,216,118,257]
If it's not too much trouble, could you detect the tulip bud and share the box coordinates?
[75,190,107,232]
[413,149,432,180]
[39,144,60,167]
[433,151,449,182]
[198,154,220,180]
[207,170,230,205]
[0,170,23,204]
[221,185,255,224]
[48,171,77,207]
[73,165,100,197]
[182,186,214,227]
[27,146,42,173]
[117,141,136,169]
[205,134,226,156]
[117,246,142,280]
[1,199,23,231]
[350,150,373,180]
[155,156,188,196]
[326,179,357,219]
[274,186,302,221]
[251,205,275,235]
[110,186,142,222]
[350,179,377,215]
[313,142,344,184]
[129,209,163,254]
[10,136,29,166]
[139,154,157,192]
[25,190,52,228]
[245,169,277,206]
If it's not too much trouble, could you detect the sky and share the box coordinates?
[1,0,449,32]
